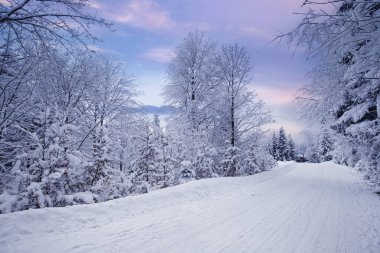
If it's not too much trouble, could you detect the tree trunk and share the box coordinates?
[231,95,235,147]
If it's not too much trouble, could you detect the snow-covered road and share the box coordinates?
[1,162,380,253]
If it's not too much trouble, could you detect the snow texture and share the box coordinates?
[1,162,380,253]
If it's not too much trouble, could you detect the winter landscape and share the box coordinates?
[0,0,379,253]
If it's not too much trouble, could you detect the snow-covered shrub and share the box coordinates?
[222,146,240,177]
[63,191,98,205]
[242,143,277,175]
[176,161,196,184]
[0,191,19,214]
[193,146,216,179]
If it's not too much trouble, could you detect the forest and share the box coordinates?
[0,0,379,215]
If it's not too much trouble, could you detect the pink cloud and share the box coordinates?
[253,85,298,106]
[0,0,10,6]
[186,0,306,38]
[141,47,175,63]
[113,0,173,30]
[91,0,212,32]
[251,83,306,142]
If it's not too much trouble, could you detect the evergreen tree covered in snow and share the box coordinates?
[287,135,296,161]
[130,123,164,194]
[277,127,288,161]
[129,115,176,194]
[270,128,297,161]
[270,132,278,160]
[89,124,115,199]
[223,146,240,177]
[288,0,380,185]
[317,128,333,162]
[242,141,277,175]
[193,142,216,179]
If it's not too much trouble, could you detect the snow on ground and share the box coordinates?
[1,162,380,253]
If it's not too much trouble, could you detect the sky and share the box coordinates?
[89,0,314,143]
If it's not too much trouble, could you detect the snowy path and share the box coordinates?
[1,162,380,253]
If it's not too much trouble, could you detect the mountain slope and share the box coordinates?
[1,162,380,253]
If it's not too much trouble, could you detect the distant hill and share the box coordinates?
[139,105,174,115]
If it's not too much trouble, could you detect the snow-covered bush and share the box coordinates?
[176,161,196,184]
[242,144,277,175]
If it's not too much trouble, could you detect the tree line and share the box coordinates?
[285,0,379,186]
[269,127,296,162]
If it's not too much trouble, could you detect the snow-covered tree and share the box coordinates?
[193,141,216,179]
[242,140,277,175]
[0,50,140,213]
[129,115,176,194]
[287,135,296,161]
[0,0,110,150]
[164,31,218,134]
[269,132,278,160]
[90,124,112,191]
[215,44,271,148]
[269,128,296,161]
[215,43,272,175]
[277,127,288,161]
[164,35,272,179]
[287,0,379,183]
[129,126,160,194]
[163,31,222,178]
[0,0,122,213]
[222,146,240,177]
[0,0,110,53]
[317,128,333,162]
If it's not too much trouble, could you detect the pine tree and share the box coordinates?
[90,124,116,200]
[287,135,296,161]
[129,117,174,193]
[129,126,157,194]
[152,115,174,188]
[242,144,261,175]
[277,127,288,161]
[193,142,216,179]
[270,132,278,160]
[318,128,333,162]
